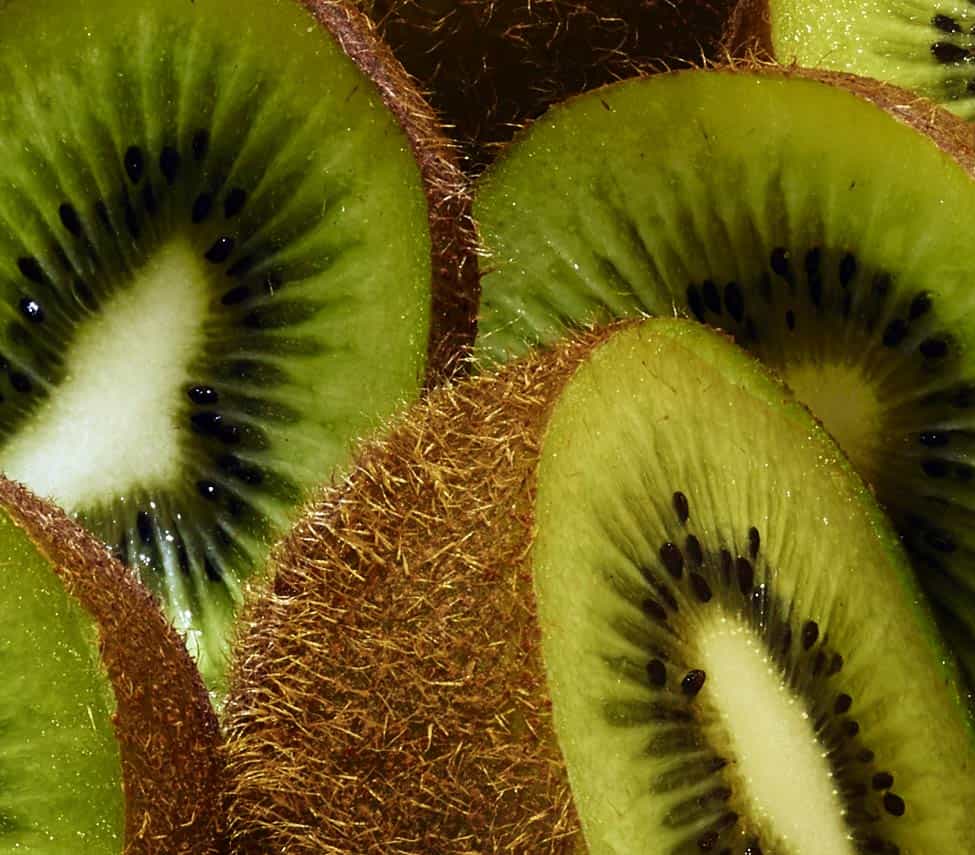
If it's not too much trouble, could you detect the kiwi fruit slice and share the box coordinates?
[354,0,736,169]
[0,476,224,853]
[0,0,475,687]
[726,0,975,118]
[474,66,975,681]
[224,318,975,852]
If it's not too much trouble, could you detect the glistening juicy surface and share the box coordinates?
[753,0,975,119]
[534,321,975,853]
[0,507,123,851]
[0,0,435,685]
[475,68,975,683]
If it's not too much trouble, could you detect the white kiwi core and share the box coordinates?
[0,241,207,508]
[699,618,855,855]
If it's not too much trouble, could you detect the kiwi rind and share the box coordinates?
[311,0,479,377]
[0,476,225,854]
[223,318,975,852]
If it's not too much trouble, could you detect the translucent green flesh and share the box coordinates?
[474,68,975,689]
[767,0,975,119]
[0,509,123,852]
[0,0,433,686]
[533,320,975,854]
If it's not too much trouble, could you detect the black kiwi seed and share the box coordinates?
[736,556,753,595]
[681,669,706,697]
[187,385,219,405]
[673,491,690,524]
[95,200,112,231]
[221,285,252,306]
[685,534,703,565]
[192,129,209,161]
[687,285,706,322]
[801,620,819,649]
[872,771,894,790]
[829,654,844,675]
[932,42,971,64]
[659,541,684,579]
[224,188,247,218]
[748,526,760,558]
[58,202,82,236]
[933,14,962,33]
[844,720,860,738]
[724,282,744,322]
[17,257,45,284]
[770,246,791,279]
[690,573,712,603]
[124,145,145,184]
[835,693,853,714]
[702,280,721,314]
[884,793,906,817]
[197,481,221,501]
[18,298,43,324]
[192,193,213,224]
[858,748,875,763]
[159,146,181,184]
[785,309,796,331]
[205,236,236,264]
[642,598,669,623]
[909,291,932,319]
[839,253,857,286]
[919,431,949,447]
[647,658,667,687]
[919,337,949,359]
[744,842,763,855]
[10,372,32,394]
[136,510,153,545]
[882,319,908,348]
[922,459,949,478]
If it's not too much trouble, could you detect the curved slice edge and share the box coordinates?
[0,477,226,854]
[305,0,480,381]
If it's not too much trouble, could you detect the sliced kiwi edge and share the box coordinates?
[306,0,480,380]
[0,476,225,853]
[224,317,975,852]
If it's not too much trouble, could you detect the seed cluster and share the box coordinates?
[12,135,317,595]
[610,491,909,854]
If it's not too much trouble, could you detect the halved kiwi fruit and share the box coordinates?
[224,318,975,852]
[474,65,975,682]
[0,0,476,687]
[354,0,736,169]
[726,0,975,119]
[0,476,223,853]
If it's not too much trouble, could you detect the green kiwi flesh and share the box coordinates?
[224,318,975,853]
[727,0,975,119]
[0,0,473,687]
[0,476,224,853]
[474,66,975,685]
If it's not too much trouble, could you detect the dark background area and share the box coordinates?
[361,0,737,170]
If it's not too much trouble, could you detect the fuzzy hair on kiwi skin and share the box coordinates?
[0,476,226,854]
[307,0,479,380]
[221,326,619,853]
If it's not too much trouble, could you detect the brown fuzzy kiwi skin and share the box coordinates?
[722,0,772,58]
[353,0,738,171]
[222,324,628,854]
[302,0,479,382]
[0,477,226,854]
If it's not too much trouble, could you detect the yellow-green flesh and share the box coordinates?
[533,320,975,852]
[0,510,122,852]
[767,0,975,118]
[475,68,975,695]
